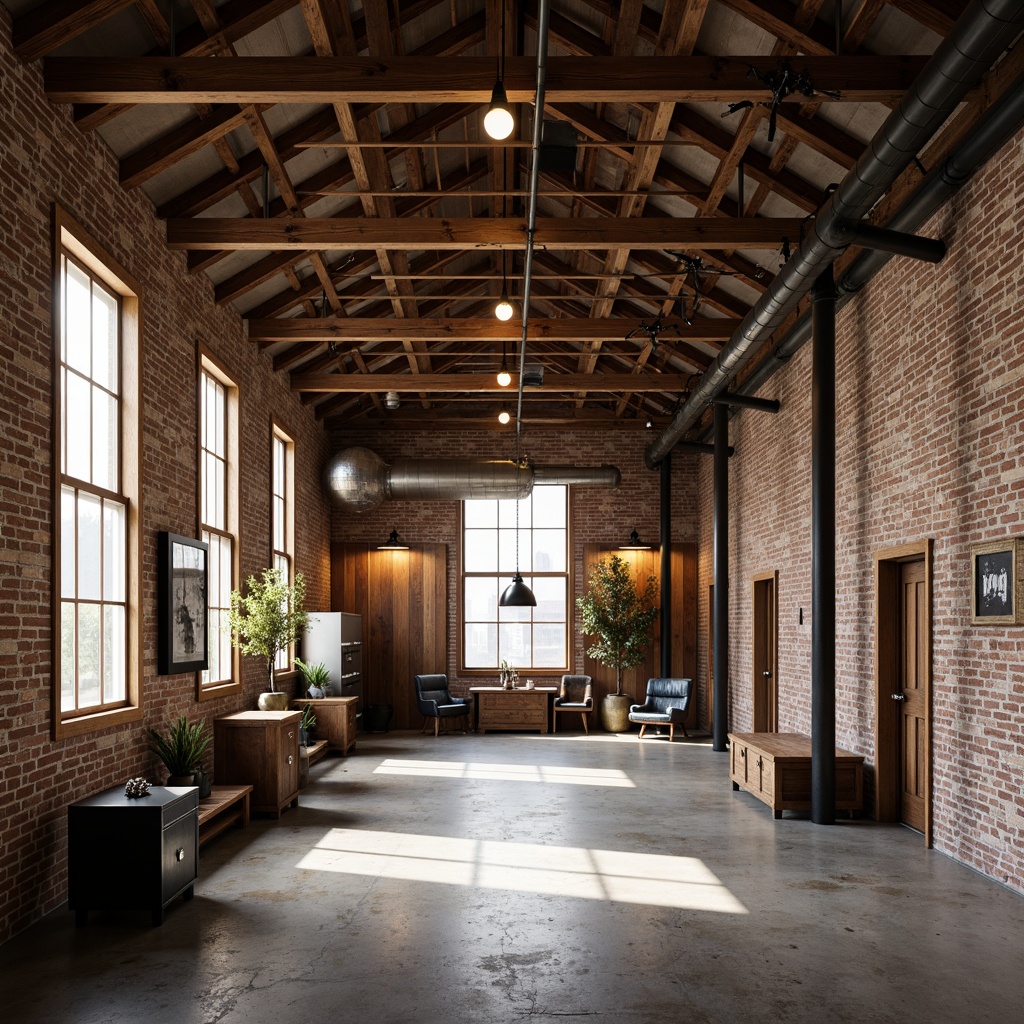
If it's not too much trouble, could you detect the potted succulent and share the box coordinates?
[228,568,309,710]
[576,553,659,732]
[146,715,211,794]
[295,657,331,699]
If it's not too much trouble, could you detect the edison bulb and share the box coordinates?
[498,409,511,425]
[497,368,512,387]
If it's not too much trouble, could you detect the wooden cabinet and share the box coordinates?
[471,687,557,733]
[214,711,300,817]
[291,697,358,756]
[68,785,198,926]
[729,732,864,819]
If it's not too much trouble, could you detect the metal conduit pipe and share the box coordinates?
[734,66,1024,404]
[513,0,551,430]
[324,447,620,511]
[644,0,1024,467]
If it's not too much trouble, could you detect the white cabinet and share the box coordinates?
[304,612,363,706]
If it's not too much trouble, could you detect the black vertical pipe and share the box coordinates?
[712,404,729,752]
[811,265,837,824]
[660,454,672,677]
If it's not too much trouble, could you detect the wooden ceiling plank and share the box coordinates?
[118,104,254,189]
[885,0,963,37]
[43,55,930,105]
[715,0,836,55]
[14,0,136,62]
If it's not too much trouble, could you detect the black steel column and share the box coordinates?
[660,454,672,677]
[712,404,729,752]
[811,265,837,824]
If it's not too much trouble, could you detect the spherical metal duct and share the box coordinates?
[323,448,620,511]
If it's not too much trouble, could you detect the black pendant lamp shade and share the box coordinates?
[499,571,536,607]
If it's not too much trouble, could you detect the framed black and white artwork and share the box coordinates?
[158,531,209,672]
[971,539,1023,626]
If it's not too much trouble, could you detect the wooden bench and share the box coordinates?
[197,785,252,848]
[729,732,865,819]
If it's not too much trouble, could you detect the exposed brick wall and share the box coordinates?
[327,429,699,691]
[694,125,1024,893]
[0,13,331,943]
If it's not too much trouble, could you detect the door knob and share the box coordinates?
[762,670,771,677]
[891,693,907,701]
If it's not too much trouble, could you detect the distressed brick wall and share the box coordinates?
[0,13,331,943]
[328,429,699,687]
[695,125,1024,893]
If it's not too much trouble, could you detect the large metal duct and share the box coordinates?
[645,0,1024,466]
[324,447,620,511]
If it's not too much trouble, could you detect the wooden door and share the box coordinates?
[897,560,927,832]
[752,572,778,732]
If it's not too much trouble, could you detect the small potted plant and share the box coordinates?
[295,658,331,699]
[228,567,309,710]
[146,715,211,794]
[298,704,317,747]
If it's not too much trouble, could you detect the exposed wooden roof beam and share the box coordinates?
[248,317,739,344]
[167,216,805,250]
[290,372,694,393]
[43,55,930,104]
[14,0,136,62]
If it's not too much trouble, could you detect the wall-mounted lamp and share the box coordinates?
[620,529,653,550]
[377,528,409,550]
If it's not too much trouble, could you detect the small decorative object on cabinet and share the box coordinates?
[146,715,211,787]
[295,657,331,699]
[68,785,198,927]
[214,711,301,817]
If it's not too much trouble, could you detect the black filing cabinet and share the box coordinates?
[68,785,198,926]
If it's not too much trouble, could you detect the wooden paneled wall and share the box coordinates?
[331,542,447,730]
[582,543,698,727]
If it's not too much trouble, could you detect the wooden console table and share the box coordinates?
[729,732,865,819]
[470,686,558,733]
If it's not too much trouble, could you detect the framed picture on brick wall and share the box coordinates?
[971,539,1024,625]
[158,532,210,672]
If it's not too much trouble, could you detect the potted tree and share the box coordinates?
[228,568,309,710]
[146,715,211,794]
[576,553,659,732]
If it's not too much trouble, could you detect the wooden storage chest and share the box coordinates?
[214,711,300,817]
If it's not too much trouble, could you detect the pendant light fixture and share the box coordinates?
[484,7,514,140]
[497,406,511,425]
[499,461,536,607]
[495,285,515,322]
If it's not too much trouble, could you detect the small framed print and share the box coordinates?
[158,531,209,673]
[971,539,1024,625]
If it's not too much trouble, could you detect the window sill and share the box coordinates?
[53,704,143,741]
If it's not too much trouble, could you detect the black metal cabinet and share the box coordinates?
[67,785,198,927]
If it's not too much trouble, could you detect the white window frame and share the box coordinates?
[198,349,240,698]
[52,206,142,739]
[271,421,295,672]
[460,484,570,674]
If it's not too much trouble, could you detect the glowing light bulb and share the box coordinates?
[497,368,512,387]
[484,82,514,141]
[498,409,511,425]
[495,295,515,321]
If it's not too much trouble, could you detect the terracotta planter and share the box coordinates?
[601,693,634,732]
[258,691,289,711]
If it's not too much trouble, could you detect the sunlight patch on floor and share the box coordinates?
[373,758,635,787]
[297,828,747,914]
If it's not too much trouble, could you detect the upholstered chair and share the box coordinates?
[553,674,593,734]
[414,674,471,737]
[628,678,693,741]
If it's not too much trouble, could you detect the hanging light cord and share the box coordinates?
[515,0,551,442]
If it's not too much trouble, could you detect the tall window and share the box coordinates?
[200,355,239,694]
[271,424,294,671]
[462,485,568,671]
[54,208,141,738]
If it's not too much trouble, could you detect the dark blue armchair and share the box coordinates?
[414,674,471,737]
[628,678,693,741]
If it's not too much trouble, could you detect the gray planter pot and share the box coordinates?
[601,693,633,732]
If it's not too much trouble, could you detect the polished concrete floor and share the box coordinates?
[2,729,1024,1023]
